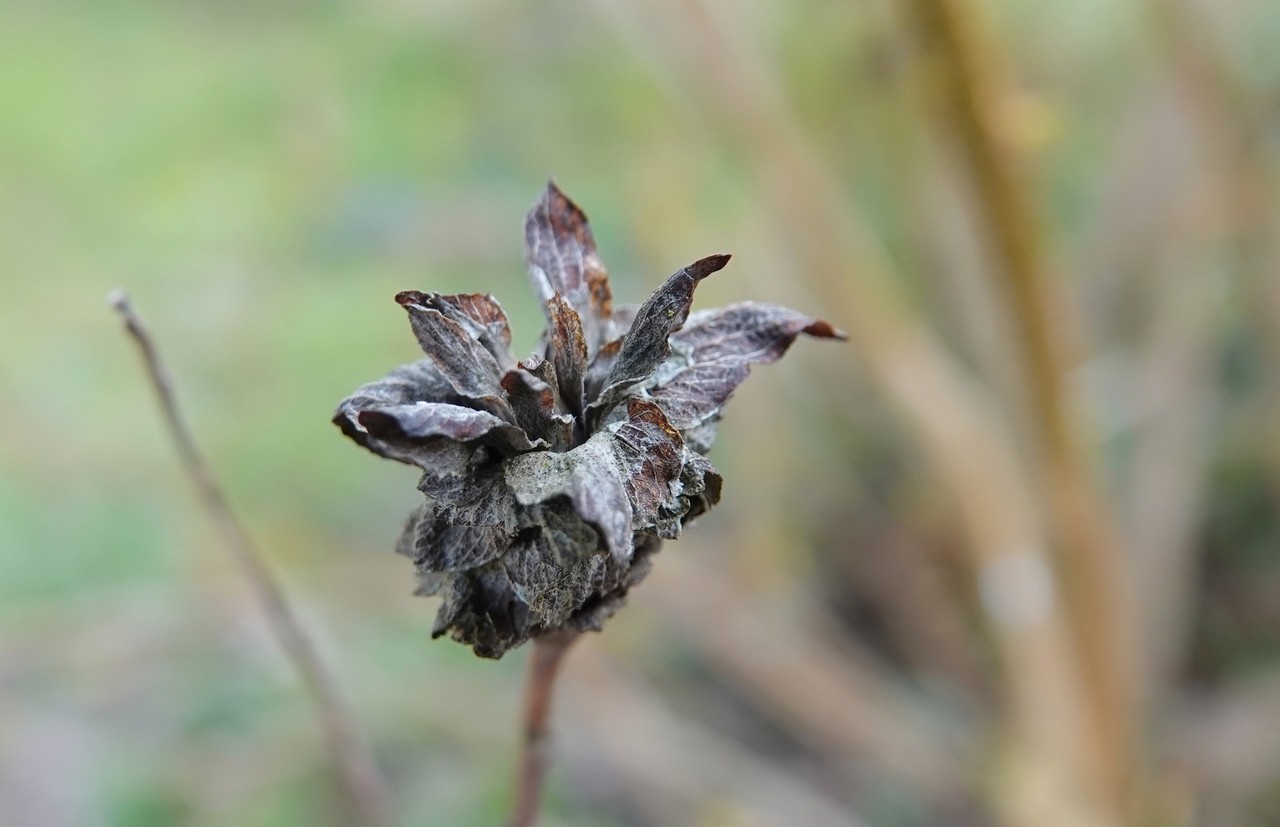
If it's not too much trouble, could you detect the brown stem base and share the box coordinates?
[509,630,580,827]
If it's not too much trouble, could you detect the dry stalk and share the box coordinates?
[899,0,1140,815]
[109,291,392,827]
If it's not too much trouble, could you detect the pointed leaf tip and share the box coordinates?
[804,319,848,341]
[396,290,427,307]
[687,253,732,280]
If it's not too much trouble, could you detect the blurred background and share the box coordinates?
[3,0,1280,825]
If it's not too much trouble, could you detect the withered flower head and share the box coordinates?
[335,183,845,657]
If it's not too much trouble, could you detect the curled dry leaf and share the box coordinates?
[335,182,845,657]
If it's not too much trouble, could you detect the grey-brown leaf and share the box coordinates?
[420,292,515,371]
[396,291,515,422]
[545,294,589,419]
[524,182,613,350]
[649,302,847,439]
[587,253,730,426]
[357,402,539,454]
[501,366,575,452]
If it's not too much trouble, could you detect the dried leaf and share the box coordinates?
[420,292,515,371]
[357,402,539,454]
[587,254,730,425]
[404,515,514,574]
[524,182,613,349]
[500,365,575,452]
[504,398,709,564]
[545,294,589,418]
[504,436,634,564]
[504,524,604,626]
[398,462,519,574]
[610,398,687,527]
[432,565,531,658]
[334,361,464,466]
[648,302,847,439]
[565,534,662,634]
[396,291,515,421]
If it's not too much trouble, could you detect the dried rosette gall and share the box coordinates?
[335,183,844,657]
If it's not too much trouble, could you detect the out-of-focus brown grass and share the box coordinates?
[4,0,1280,825]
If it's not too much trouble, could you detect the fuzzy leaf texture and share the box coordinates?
[335,183,845,657]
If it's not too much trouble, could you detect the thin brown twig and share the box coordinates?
[510,630,579,827]
[108,290,393,827]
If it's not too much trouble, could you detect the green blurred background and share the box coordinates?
[4,1,1280,825]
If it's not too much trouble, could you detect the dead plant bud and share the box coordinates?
[335,183,845,657]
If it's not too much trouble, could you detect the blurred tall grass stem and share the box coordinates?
[108,290,393,827]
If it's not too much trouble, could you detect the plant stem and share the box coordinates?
[109,290,393,827]
[510,630,580,827]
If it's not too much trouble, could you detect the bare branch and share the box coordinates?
[108,290,393,827]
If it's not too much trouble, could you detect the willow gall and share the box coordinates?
[334,183,845,658]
